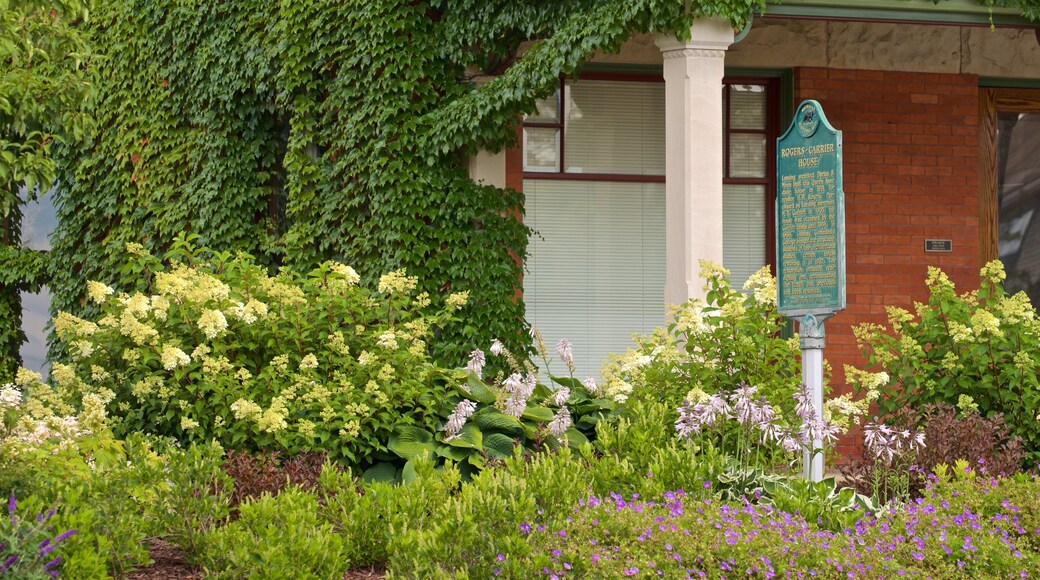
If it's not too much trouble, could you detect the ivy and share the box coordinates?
[9,0,1039,374]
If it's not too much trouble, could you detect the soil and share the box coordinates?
[125,539,387,579]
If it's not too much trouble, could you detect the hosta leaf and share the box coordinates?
[472,410,524,437]
[522,406,554,423]
[483,432,517,459]
[362,462,398,484]
[563,427,589,448]
[435,444,470,462]
[441,422,483,450]
[463,371,498,404]
[388,426,436,460]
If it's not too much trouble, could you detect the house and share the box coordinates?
[469,0,1040,453]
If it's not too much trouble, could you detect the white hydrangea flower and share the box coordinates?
[0,385,22,410]
[86,281,115,304]
[197,309,228,339]
[299,353,319,370]
[160,345,191,371]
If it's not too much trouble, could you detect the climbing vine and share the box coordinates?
[4,0,1040,371]
[48,0,765,367]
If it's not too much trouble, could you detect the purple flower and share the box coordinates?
[496,553,505,562]
[520,523,531,534]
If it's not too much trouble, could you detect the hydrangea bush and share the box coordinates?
[600,261,803,414]
[49,241,464,466]
[847,261,1040,464]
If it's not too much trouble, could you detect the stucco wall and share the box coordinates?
[590,18,1040,79]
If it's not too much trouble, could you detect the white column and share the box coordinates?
[655,19,734,305]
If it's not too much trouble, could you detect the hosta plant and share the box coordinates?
[385,336,618,481]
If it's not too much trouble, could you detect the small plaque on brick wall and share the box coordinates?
[925,239,952,252]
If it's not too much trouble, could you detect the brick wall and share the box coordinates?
[794,68,982,457]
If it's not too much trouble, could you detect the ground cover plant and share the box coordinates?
[4,261,1040,577]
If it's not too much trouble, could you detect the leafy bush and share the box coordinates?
[0,494,76,578]
[48,239,462,467]
[600,262,802,413]
[199,486,348,579]
[840,402,1024,503]
[848,261,1040,463]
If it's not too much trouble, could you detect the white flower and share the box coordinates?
[547,407,571,437]
[553,387,570,406]
[489,340,505,356]
[86,281,115,304]
[197,309,228,339]
[299,354,319,370]
[0,385,22,410]
[582,376,599,396]
[555,339,574,368]
[467,349,486,378]
[180,416,199,431]
[160,345,191,371]
[444,400,477,441]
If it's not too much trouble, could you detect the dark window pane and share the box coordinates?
[997,112,1040,304]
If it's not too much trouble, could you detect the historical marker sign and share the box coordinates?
[776,100,846,317]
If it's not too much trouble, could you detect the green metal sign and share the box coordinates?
[776,100,846,317]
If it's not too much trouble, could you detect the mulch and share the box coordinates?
[124,539,386,579]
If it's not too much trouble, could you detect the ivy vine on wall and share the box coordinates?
[6,0,1040,374]
[47,0,765,368]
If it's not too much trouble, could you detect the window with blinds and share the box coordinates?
[723,80,778,290]
[523,77,666,379]
[522,76,777,378]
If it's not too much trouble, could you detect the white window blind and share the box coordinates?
[565,81,665,176]
[524,180,666,379]
[723,184,767,289]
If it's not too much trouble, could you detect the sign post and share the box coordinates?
[776,100,846,482]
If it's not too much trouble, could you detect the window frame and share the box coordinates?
[522,72,666,184]
[723,75,782,275]
[978,87,1040,266]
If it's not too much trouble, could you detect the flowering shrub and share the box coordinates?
[0,494,75,578]
[50,241,463,466]
[600,262,802,414]
[386,335,616,479]
[848,261,1040,464]
[841,402,1023,503]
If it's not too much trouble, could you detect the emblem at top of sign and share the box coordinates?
[797,102,819,138]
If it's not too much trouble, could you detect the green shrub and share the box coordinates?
[199,486,348,579]
[48,239,461,467]
[0,494,77,578]
[848,261,1040,464]
[600,262,802,413]
[147,439,233,561]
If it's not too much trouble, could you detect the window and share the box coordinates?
[980,88,1040,304]
[523,75,666,379]
[522,74,779,378]
[723,78,780,289]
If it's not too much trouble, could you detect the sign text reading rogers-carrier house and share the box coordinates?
[776,100,846,316]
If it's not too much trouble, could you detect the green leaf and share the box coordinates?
[442,422,483,450]
[522,406,554,423]
[388,426,437,461]
[472,409,524,437]
[563,427,589,448]
[463,371,498,404]
[362,462,398,484]
[435,443,470,462]
[482,432,517,459]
